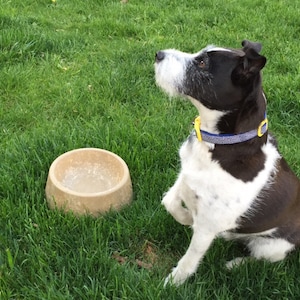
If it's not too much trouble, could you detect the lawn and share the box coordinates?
[1,0,300,299]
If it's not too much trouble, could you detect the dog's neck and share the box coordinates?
[189,89,267,137]
[189,98,226,133]
[233,90,267,134]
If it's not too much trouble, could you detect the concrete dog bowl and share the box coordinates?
[45,148,132,216]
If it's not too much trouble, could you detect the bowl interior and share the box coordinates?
[52,149,125,194]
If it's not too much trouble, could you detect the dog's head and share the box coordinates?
[155,40,266,112]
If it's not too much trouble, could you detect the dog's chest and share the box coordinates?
[177,134,279,230]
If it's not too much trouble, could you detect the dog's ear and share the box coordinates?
[242,48,266,74]
[241,40,266,74]
[232,41,266,85]
[242,40,267,74]
[242,40,262,53]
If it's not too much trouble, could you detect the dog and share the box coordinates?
[154,40,300,286]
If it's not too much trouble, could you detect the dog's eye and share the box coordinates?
[199,60,206,68]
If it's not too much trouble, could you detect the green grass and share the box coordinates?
[1,0,300,298]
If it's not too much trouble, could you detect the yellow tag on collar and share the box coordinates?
[194,116,202,141]
[257,118,268,137]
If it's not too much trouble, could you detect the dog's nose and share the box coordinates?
[155,51,165,62]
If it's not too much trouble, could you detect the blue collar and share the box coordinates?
[193,114,268,145]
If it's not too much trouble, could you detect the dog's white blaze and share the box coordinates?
[262,92,267,104]
[206,46,232,53]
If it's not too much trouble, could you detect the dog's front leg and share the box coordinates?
[164,228,215,286]
[162,174,193,226]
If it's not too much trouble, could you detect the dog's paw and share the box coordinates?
[163,267,188,287]
[225,257,246,269]
[163,274,174,287]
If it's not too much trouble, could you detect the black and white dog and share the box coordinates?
[154,40,300,286]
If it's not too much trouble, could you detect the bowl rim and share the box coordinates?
[48,148,130,197]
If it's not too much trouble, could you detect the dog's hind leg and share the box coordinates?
[162,174,193,226]
[247,237,295,262]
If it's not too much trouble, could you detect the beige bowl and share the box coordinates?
[45,148,132,216]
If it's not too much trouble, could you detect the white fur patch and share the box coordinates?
[177,137,281,232]
[220,228,277,240]
[248,237,294,262]
[226,257,246,269]
[154,49,192,97]
[206,46,232,53]
[188,98,226,133]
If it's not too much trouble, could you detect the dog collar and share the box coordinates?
[193,114,268,144]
